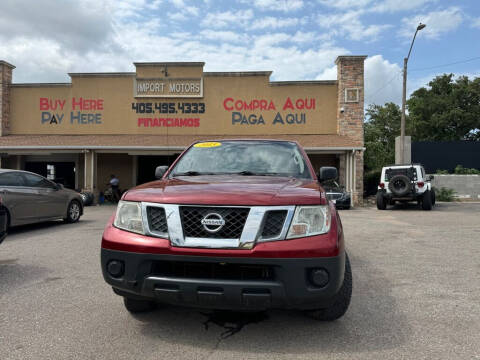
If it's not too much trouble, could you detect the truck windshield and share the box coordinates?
[171,141,312,179]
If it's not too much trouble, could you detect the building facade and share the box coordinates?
[0,56,366,205]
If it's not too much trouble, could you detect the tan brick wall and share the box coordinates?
[0,61,14,136]
[336,56,366,205]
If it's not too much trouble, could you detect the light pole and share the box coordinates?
[400,22,426,164]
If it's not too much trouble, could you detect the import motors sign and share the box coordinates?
[134,78,203,98]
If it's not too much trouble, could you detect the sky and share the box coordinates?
[0,0,479,107]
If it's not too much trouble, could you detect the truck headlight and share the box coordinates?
[286,205,331,239]
[113,201,144,234]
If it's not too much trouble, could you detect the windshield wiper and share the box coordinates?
[172,171,203,176]
[234,171,282,176]
[235,170,258,176]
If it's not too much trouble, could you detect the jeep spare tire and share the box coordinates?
[388,174,411,196]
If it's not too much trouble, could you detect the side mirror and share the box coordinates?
[318,166,338,182]
[155,165,169,179]
[56,183,64,190]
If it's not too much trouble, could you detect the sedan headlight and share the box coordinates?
[286,205,331,239]
[113,201,144,234]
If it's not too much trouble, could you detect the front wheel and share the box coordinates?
[431,188,436,206]
[306,253,352,321]
[64,200,81,223]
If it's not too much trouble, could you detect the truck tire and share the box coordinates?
[431,188,436,206]
[388,174,411,196]
[123,297,156,313]
[376,191,387,210]
[306,253,352,321]
[422,190,432,210]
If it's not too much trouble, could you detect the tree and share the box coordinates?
[407,74,480,141]
[364,102,403,172]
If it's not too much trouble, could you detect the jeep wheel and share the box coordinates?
[123,297,156,313]
[422,190,432,210]
[306,253,352,321]
[388,174,412,197]
[376,192,387,210]
[431,188,436,206]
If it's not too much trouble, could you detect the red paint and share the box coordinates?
[223,98,276,111]
[39,98,66,111]
[72,97,104,110]
[103,139,338,257]
[125,177,327,206]
[138,117,200,127]
[101,202,343,258]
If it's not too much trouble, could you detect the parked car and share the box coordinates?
[101,140,352,321]
[376,164,435,210]
[323,180,351,209]
[0,169,83,227]
[0,201,7,244]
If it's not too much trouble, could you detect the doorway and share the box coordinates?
[137,155,180,185]
[24,162,76,189]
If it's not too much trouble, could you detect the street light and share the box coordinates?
[399,22,426,164]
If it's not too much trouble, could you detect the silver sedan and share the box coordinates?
[0,169,83,228]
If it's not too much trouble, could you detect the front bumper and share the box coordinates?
[101,248,345,310]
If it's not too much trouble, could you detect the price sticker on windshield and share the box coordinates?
[194,142,222,148]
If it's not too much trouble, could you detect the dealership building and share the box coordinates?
[0,56,366,205]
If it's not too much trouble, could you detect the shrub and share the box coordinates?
[434,187,456,202]
[364,169,382,196]
[454,165,480,175]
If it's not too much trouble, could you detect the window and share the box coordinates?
[0,172,25,186]
[22,173,56,188]
[47,164,55,180]
[345,88,359,103]
[171,141,312,179]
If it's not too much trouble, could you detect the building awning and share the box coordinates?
[0,134,364,151]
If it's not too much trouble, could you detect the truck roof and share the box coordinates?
[384,163,422,168]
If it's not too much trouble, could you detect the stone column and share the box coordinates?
[336,55,367,206]
[0,61,15,137]
[338,153,346,188]
[83,150,98,202]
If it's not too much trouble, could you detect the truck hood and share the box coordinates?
[124,175,325,206]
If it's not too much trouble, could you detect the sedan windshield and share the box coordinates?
[171,141,312,179]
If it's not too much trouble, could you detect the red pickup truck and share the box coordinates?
[101,140,351,320]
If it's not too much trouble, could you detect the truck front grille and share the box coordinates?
[151,260,274,281]
[260,210,287,238]
[146,206,168,233]
[180,206,249,239]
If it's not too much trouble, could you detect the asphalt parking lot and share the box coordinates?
[1,202,479,360]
